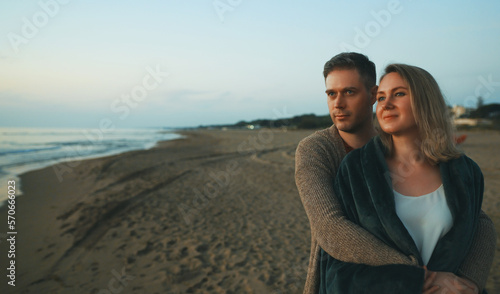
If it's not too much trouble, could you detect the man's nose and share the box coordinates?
[334,95,345,108]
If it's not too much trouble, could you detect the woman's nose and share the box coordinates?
[382,96,394,110]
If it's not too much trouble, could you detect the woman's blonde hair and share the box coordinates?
[377,63,462,164]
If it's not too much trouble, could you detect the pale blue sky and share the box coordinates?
[1,0,500,128]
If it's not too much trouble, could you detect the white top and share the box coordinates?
[393,185,453,265]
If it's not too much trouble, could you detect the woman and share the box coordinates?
[319,64,494,293]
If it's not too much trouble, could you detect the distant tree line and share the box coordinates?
[199,103,500,130]
[201,113,333,130]
[234,114,333,129]
[469,103,500,119]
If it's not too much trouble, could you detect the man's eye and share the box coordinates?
[328,92,336,97]
[346,90,353,95]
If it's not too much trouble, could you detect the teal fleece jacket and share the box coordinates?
[319,136,485,294]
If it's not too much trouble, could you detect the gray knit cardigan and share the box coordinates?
[295,125,496,293]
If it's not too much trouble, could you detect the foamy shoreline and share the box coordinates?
[0,129,184,206]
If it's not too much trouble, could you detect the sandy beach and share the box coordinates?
[0,128,498,293]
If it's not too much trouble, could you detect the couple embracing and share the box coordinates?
[296,52,496,294]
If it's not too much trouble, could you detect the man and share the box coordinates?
[295,52,495,293]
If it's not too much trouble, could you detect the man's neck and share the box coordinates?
[338,127,377,149]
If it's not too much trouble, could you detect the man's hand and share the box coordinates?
[423,268,440,294]
[426,270,479,294]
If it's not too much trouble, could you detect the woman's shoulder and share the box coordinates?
[447,154,481,171]
[339,136,384,171]
[340,144,363,165]
[344,136,383,160]
[444,154,483,182]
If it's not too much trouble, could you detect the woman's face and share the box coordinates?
[376,72,417,136]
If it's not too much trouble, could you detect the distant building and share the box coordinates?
[451,105,466,119]
[454,118,493,126]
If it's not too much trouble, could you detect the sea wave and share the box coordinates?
[0,127,183,204]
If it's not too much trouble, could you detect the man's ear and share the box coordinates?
[370,85,378,105]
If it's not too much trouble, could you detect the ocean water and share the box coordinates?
[0,127,182,204]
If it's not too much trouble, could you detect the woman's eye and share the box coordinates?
[395,92,406,97]
[377,96,385,101]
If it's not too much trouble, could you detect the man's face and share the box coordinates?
[325,69,376,134]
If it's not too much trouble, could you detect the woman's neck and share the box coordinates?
[387,132,442,195]
[390,133,425,165]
